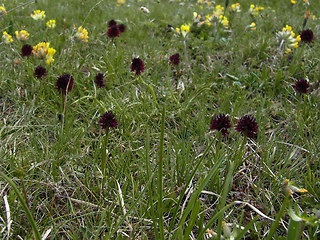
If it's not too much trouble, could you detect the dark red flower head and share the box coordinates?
[94,73,105,88]
[107,25,120,38]
[169,53,180,66]
[34,66,46,79]
[300,29,314,43]
[55,74,74,94]
[130,58,145,75]
[21,44,33,57]
[294,79,309,94]
[99,111,118,130]
[108,20,117,27]
[118,24,126,33]
[235,115,258,138]
[210,114,231,136]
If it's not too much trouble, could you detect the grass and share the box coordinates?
[0,0,320,239]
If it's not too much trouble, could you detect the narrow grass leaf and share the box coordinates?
[0,172,41,240]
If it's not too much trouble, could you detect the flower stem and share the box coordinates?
[61,94,67,132]
[158,104,165,239]
[101,128,110,193]
[166,66,181,107]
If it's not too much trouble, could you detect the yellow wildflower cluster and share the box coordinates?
[212,5,224,17]
[249,4,264,16]
[276,25,301,54]
[46,20,56,29]
[0,6,7,15]
[230,3,241,12]
[33,42,56,64]
[75,26,89,42]
[30,10,46,20]
[219,15,229,29]
[15,30,30,41]
[2,32,13,44]
[193,4,229,29]
[176,25,190,38]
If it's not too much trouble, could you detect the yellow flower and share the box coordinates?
[230,3,241,12]
[213,5,224,17]
[30,10,46,20]
[33,42,56,65]
[2,31,13,44]
[219,15,229,29]
[291,0,296,4]
[46,20,56,29]
[250,4,264,16]
[0,6,7,15]
[46,47,56,64]
[296,35,301,42]
[277,25,300,53]
[181,25,190,32]
[117,0,126,4]
[285,48,291,54]
[75,26,89,42]
[15,30,30,41]
[249,22,256,30]
[180,25,190,37]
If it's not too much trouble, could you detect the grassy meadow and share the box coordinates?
[0,0,320,239]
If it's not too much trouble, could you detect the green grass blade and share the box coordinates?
[216,161,235,240]
[183,200,201,240]
[178,154,225,229]
[235,216,259,240]
[266,194,289,240]
[197,204,234,238]
[168,137,217,232]
[0,172,41,240]
[108,171,156,238]
[158,104,166,239]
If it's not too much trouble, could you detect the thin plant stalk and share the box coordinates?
[166,66,181,107]
[61,80,71,132]
[145,130,159,239]
[158,104,165,239]
[101,128,110,193]
[61,94,66,131]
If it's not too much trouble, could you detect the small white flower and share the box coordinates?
[140,6,150,14]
